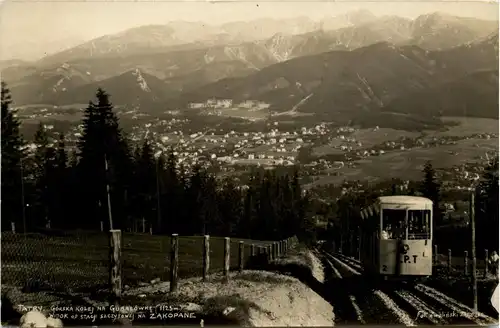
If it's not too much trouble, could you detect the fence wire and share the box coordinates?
[1,231,109,302]
[121,234,275,287]
[2,230,287,301]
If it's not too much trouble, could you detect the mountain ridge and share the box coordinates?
[165,35,498,120]
[3,11,498,119]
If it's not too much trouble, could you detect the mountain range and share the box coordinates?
[2,11,498,125]
[170,33,498,113]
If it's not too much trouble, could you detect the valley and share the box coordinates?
[16,102,499,193]
[3,9,499,191]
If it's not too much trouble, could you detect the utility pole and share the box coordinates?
[470,191,478,312]
[105,154,113,230]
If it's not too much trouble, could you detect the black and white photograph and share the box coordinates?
[0,0,499,326]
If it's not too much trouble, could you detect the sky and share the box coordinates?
[0,0,498,60]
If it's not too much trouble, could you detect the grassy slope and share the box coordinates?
[2,238,335,327]
[113,242,333,326]
[429,258,498,317]
[1,231,273,294]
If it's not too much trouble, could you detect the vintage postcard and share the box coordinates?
[0,0,498,326]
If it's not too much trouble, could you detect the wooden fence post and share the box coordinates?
[11,222,15,234]
[203,235,210,281]
[238,241,244,272]
[142,218,146,233]
[464,251,469,275]
[150,225,153,235]
[170,234,179,292]
[100,221,104,232]
[485,249,489,278]
[267,245,272,261]
[250,244,255,257]
[109,229,122,306]
[448,249,452,274]
[223,237,230,281]
[434,245,438,264]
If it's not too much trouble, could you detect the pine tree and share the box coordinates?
[218,177,243,236]
[419,161,443,227]
[31,123,57,228]
[56,134,68,170]
[151,148,181,234]
[202,174,220,235]
[476,157,499,251]
[242,184,258,239]
[132,138,156,230]
[53,134,68,228]
[185,165,206,235]
[77,88,132,230]
[1,82,25,231]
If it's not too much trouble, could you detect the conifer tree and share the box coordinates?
[185,165,206,235]
[1,82,25,231]
[419,161,443,227]
[161,149,181,234]
[476,157,499,251]
[202,173,220,235]
[32,123,57,228]
[77,88,131,230]
[52,133,68,228]
[133,138,156,228]
[218,177,243,236]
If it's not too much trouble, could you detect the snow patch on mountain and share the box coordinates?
[132,68,151,92]
[53,77,69,92]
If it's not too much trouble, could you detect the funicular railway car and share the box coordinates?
[360,196,433,284]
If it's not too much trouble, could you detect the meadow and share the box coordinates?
[432,117,499,136]
[311,136,498,185]
[313,128,420,156]
[1,231,273,295]
[309,117,499,185]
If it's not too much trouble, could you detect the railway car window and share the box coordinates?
[408,210,431,240]
[382,209,406,239]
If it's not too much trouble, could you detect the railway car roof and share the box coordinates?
[377,196,433,206]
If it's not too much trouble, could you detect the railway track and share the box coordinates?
[317,249,498,326]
